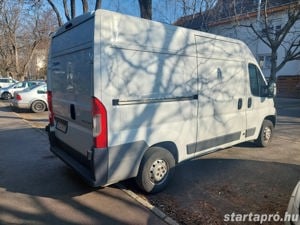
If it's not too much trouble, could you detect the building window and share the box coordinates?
[258,55,272,69]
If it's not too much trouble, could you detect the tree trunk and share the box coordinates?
[95,0,102,10]
[138,0,152,20]
[269,50,277,83]
[81,0,88,13]
[71,0,75,19]
[63,0,71,21]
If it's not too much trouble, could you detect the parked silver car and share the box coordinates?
[11,84,48,113]
[0,80,45,100]
[0,77,18,88]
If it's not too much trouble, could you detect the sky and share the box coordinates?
[101,0,181,23]
[54,0,197,25]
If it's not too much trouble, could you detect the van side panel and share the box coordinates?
[96,10,198,181]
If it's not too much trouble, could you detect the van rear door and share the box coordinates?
[49,14,94,158]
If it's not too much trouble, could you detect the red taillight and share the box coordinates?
[92,97,108,149]
[47,91,54,126]
[16,94,22,101]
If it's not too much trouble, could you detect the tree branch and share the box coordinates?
[81,0,88,13]
[63,0,70,21]
[46,0,62,26]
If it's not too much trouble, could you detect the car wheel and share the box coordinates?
[255,119,274,147]
[2,92,12,100]
[136,147,175,193]
[31,100,47,113]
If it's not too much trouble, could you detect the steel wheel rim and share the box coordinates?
[263,126,272,141]
[34,102,45,112]
[149,159,168,184]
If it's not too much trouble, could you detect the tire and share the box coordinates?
[2,92,12,100]
[31,100,47,113]
[255,120,274,147]
[136,147,175,194]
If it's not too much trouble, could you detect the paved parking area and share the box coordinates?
[0,101,167,225]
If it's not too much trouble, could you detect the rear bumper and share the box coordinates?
[11,100,29,109]
[48,130,108,187]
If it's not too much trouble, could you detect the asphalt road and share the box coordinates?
[1,98,300,225]
[0,101,166,225]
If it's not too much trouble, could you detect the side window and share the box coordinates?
[37,86,47,94]
[15,83,23,88]
[28,82,35,87]
[248,64,267,97]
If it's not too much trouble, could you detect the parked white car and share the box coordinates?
[286,181,300,225]
[0,80,45,100]
[0,77,18,88]
[11,84,48,113]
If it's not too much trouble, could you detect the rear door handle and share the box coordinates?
[70,104,76,120]
[238,98,243,110]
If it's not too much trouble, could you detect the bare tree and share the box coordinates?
[47,0,102,26]
[46,0,63,26]
[243,1,300,82]
[173,0,218,31]
[0,1,56,79]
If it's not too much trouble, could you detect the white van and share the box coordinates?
[46,9,276,193]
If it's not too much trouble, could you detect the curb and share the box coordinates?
[116,183,179,225]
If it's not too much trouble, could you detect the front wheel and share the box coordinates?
[136,147,175,193]
[255,120,274,147]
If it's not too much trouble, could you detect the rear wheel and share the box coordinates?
[136,147,175,193]
[31,100,47,113]
[255,119,274,147]
[2,92,12,100]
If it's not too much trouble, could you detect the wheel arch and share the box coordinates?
[1,91,11,98]
[265,115,276,127]
[150,141,179,164]
[30,99,48,109]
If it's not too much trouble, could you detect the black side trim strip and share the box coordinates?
[112,95,198,106]
[246,128,256,138]
[187,131,241,154]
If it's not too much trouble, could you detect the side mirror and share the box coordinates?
[267,81,277,97]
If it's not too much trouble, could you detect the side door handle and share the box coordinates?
[248,97,252,108]
[238,98,243,110]
[70,104,76,120]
